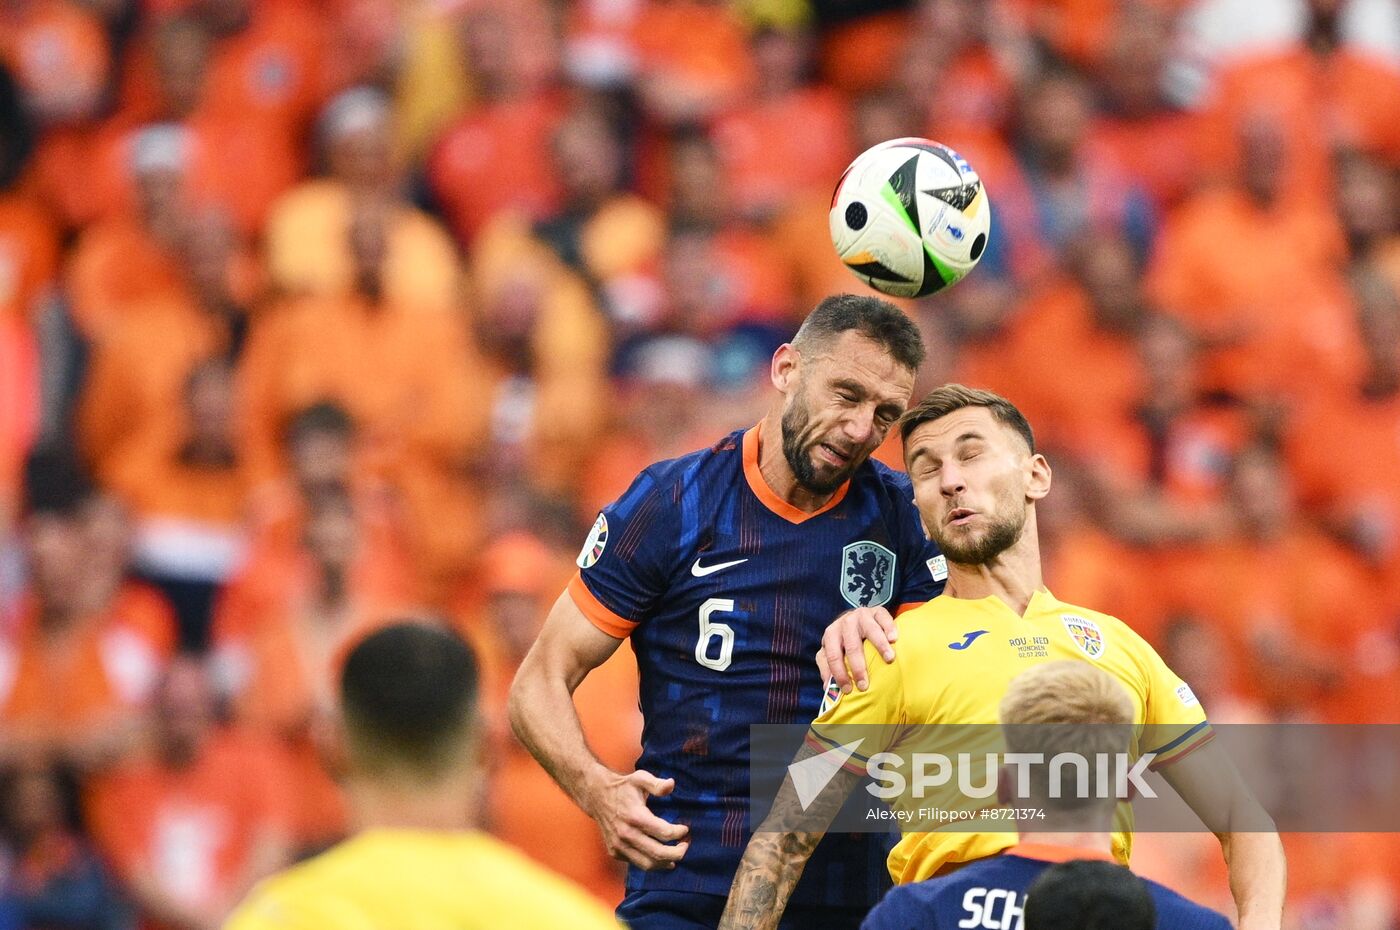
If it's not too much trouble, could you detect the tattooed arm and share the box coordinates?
[718,742,865,930]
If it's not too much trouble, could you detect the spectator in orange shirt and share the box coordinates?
[1009,67,1157,263]
[66,124,200,339]
[264,86,459,309]
[529,102,665,294]
[79,206,252,498]
[711,25,851,220]
[661,131,796,330]
[245,195,486,597]
[214,482,414,853]
[235,402,417,632]
[1192,6,1400,200]
[427,5,566,244]
[1081,315,1247,546]
[86,655,293,930]
[0,450,178,770]
[1286,268,1400,611]
[1089,3,1201,209]
[1148,114,1353,399]
[187,0,327,139]
[78,205,256,648]
[900,0,1023,140]
[957,231,1151,454]
[0,0,109,128]
[1152,443,1378,718]
[469,214,611,499]
[102,8,305,233]
[631,0,756,125]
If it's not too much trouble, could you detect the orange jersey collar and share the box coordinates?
[742,425,850,524]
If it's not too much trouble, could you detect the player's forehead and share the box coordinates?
[804,331,916,403]
[905,407,1013,455]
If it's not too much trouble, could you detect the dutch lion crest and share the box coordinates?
[841,541,896,609]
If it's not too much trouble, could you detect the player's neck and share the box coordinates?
[1011,829,1115,857]
[347,772,481,835]
[943,518,1045,615]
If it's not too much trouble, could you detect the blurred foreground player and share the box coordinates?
[224,622,618,929]
[510,295,945,929]
[1024,861,1156,930]
[724,386,1284,929]
[860,662,1231,930]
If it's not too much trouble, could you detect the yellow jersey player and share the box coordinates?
[224,622,620,930]
[719,385,1285,930]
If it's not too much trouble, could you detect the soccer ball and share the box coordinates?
[829,138,991,298]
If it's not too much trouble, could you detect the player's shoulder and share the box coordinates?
[1046,595,1148,646]
[633,429,747,495]
[1143,877,1234,928]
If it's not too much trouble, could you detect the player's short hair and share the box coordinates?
[999,661,1135,811]
[1023,860,1156,930]
[340,621,480,781]
[284,402,355,448]
[899,383,1035,452]
[791,294,925,373]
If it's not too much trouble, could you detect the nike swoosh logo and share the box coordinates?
[948,630,989,650]
[691,557,748,577]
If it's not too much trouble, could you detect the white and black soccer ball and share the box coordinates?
[829,138,991,299]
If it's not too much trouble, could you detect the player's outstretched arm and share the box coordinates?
[509,590,690,870]
[816,606,899,693]
[1158,739,1286,930]
[718,741,862,930]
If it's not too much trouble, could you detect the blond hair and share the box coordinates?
[999,661,1135,765]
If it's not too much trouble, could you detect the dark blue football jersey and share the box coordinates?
[570,426,945,904]
[860,846,1234,930]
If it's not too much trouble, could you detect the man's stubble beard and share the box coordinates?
[933,492,1028,565]
[781,391,857,495]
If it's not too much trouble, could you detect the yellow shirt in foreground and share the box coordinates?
[810,589,1212,885]
[224,828,621,930]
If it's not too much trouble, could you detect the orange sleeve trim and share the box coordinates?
[895,601,925,617]
[567,572,638,639]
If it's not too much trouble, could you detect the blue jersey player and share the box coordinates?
[510,295,945,930]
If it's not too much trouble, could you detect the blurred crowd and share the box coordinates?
[0,0,1398,926]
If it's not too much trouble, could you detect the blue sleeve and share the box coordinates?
[572,466,682,634]
[861,885,937,930]
[888,475,945,610]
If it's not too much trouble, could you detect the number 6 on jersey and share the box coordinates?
[696,598,736,671]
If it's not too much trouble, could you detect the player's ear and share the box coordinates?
[996,764,1014,805]
[771,343,800,392]
[1025,453,1052,502]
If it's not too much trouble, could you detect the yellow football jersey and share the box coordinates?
[810,588,1211,885]
[223,828,622,930]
